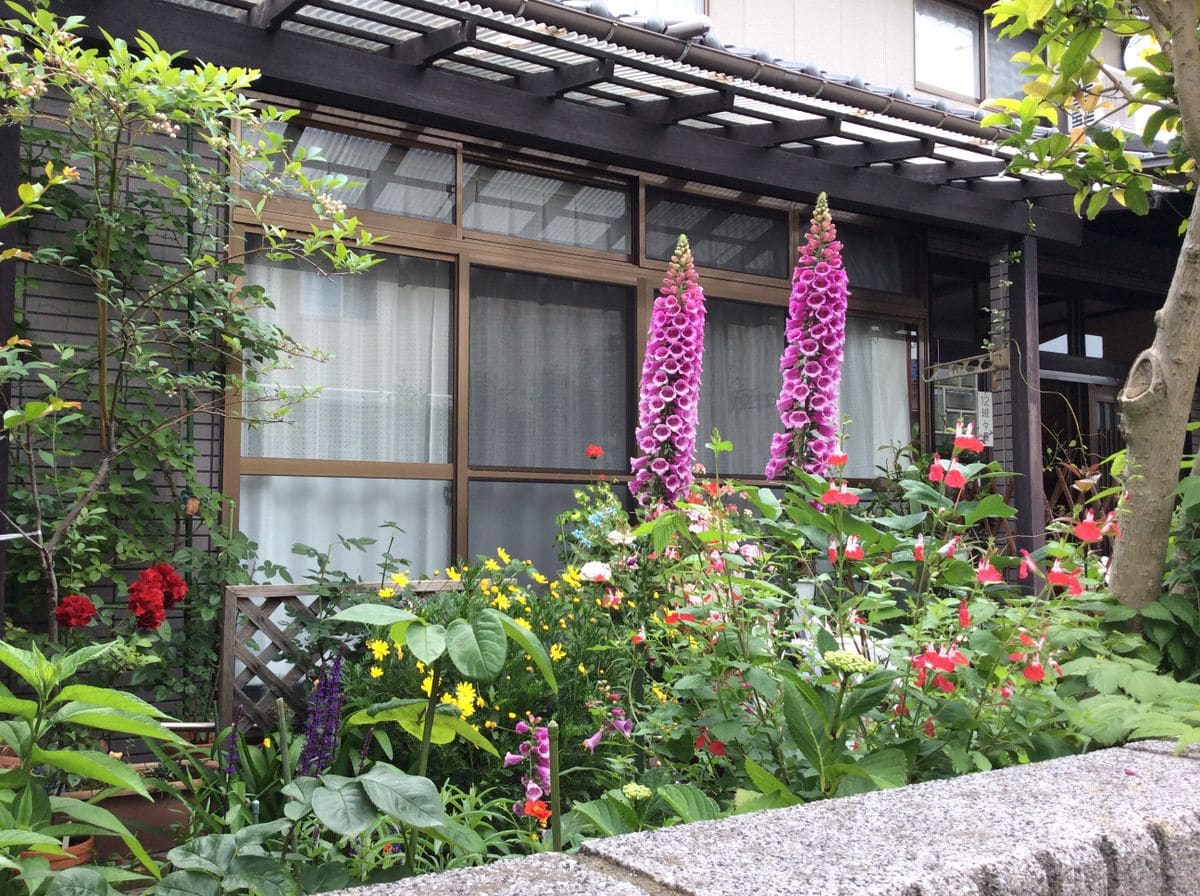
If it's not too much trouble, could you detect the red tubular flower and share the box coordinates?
[844,535,864,561]
[922,718,936,738]
[1022,661,1045,683]
[828,537,838,565]
[1072,510,1102,543]
[975,559,1003,584]
[829,451,848,467]
[932,674,956,693]
[928,453,944,484]
[54,594,97,629]
[958,599,971,628]
[1101,511,1122,539]
[937,536,961,559]
[819,481,859,506]
[1047,560,1084,596]
[952,420,985,453]
[914,534,925,562]
[586,443,604,460]
[1018,549,1037,580]
[944,460,967,490]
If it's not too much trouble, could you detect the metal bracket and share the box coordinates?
[924,347,1010,383]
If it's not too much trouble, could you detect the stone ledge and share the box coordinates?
[330,744,1200,896]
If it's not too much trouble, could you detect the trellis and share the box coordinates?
[218,580,458,732]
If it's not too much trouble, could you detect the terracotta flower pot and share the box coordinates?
[21,836,94,871]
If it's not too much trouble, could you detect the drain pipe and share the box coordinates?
[502,0,1002,141]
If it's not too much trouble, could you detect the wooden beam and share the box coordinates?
[812,137,935,166]
[897,158,1009,183]
[969,177,1076,199]
[390,21,475,65]
[49,0,1082,243]
[628,89,734,123]
[726,117,840,146]
[248,0,307,31]
[1007,235,1045,551]
[514,58,614,97]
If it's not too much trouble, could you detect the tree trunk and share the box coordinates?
[1110,189,1200,610]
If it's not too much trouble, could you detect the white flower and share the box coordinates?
[579,560,612,583]
[606,529,636,546]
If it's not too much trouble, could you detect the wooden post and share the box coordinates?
[1007,236,1044,551]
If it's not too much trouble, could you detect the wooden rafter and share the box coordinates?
[514,58,615,97]
[725,117,841,146]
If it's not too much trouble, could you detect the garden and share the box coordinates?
[0,3,1199,895]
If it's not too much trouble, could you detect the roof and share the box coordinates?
[48,0,1086,242]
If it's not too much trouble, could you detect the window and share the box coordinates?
[697,298,786,477]
[468,481,592,577]
[915,0,1041,101]
[463,164,631,253]
[645,190,789,278]
[839,319,918,478]
[604,1,705,16]
[838,225,918,295]
[469,267,632,470]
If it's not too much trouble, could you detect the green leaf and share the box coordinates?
[0,642,37,689]
[51,706,184,744]
[0,829,67,850]
[0,695,37,720]
[44,867,121,896]
[657,783,720,823]
[841,748,908,796]
[1139,602,1175,622]
[51,796,160,877]
[446,614,507,683]
[32,749,148,798]
[310,777,378,837]
[743,758,799,803]
[224,856,293,896]
[153,871,220,896]
[52,685,168,718]
[962,493,1017,526]
[55,644,121,682]
[405,622,447,665]
[571,797,637,837]
[330,605,419,627]
[483,609,558,693]
[166,834,237,875]
[358,764,448,829]
[296,863,353,895]
[782,681,832,786]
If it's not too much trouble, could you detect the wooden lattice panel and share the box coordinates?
[219,581,458,732]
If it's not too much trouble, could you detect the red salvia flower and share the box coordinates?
[958,599,971,628]
[928,453,944,484]
[952,420,985,453]
[975,558,1003,584]
[944,460,967,490]
[1073,510,1103,543]
[914,534,925,562]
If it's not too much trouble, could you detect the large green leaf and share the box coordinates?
[51,796,159,877]
[782,681,832,786]
[0,695,37,720]
[482,609,557,693]
[51,705,184,744]
[55,644,121,682]
[330,605,419,627]
[52,685,168,718]
[346,701,498,756]
[224,856,293,896]
[742,758,800,805]
[657,784,720,823]
[153,871,220,896]
[405,622,447,665]
[835,748,909,797]
[963,493,1017,526]
[167,834,237,875]
[358,764,448,829]
[0,642,37,689]
[43,867,121,896]
[32,749,148,798]
[571,797,637,837]
[446,614,507,682]
[297,863,353,895]
[311,777,378,837]
[0,829,66,850]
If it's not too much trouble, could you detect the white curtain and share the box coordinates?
[242,249,453,464]
[839,318,914,478]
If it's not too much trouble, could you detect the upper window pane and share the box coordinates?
[839,318,917,478]
[463,164,631,253]
[986,26,1039,100]
[605,1,705,16]
[257,122,455,223]
[646,191,789,278]
[839,225,915,295]
[469,267,631,470]
[698,299,786,477]
[915,0,981,99]
[243,241,453,463]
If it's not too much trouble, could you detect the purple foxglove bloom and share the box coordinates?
[503,751,525,767]
[525,781,543,801]
[630,234,706,509]
[765,193,850,480]
[515,720,531,735]
[583,728,604,753]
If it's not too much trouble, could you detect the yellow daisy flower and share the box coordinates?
[497,547,511,564]
[513,617,532,631]
[377,587,395,599]
[484,558,501,572]
[366,639,390,662]
[391,571,410,588]
[549,644,567,662]
[370,666,383,679]
[446,566,461,581]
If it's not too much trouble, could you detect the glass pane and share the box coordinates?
[986,26,1039,100]
[840,225,914,295]
[469,481,601,578]
[915,0,981,98]
[1039,298,1069,353]
[240,476,451,582]
[605,1,704,15]
[253,122,455,223]
[469,267,631,469]
[646,191,789,278]
[463,164,631,253]
[698,299,786,477]
[839,319,916,478]
[243,244,453,463]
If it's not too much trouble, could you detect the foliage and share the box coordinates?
[0,1,378,639]
[0,640,187,894]
[1152,438,1200,681]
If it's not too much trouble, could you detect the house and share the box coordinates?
[16,0,1177,580]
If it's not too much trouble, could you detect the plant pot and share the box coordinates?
[21,835,93,871]
[63,763,194,861]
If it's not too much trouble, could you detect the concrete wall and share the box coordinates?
[331,741,1200,896]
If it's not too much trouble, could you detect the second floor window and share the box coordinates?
[915,0,982,100]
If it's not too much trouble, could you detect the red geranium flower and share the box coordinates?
[522,800,552,827]
[54,594,97,629]
[585,443,604,460]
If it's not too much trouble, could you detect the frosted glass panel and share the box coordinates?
[698,299,786,477]
[463,164,630,253]
[839,319,915,478]
[840,225,913,295]
[469,267,631,469]
[240,476,451,582]
[916,0,981,98]
[469,481,599,577]
[646,191,788,278]
[243,245,453,463]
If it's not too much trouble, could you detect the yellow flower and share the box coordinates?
[377,587,395,599]
[652,685,669,704]
[370,666,384,679]
[513,617,532,631]
[262,737,272,749]
[497,547,511,564]
[549,644,567,662]
[455,682,478,718]
[475,695,486,708]
[446,566,461,581]
[491,594,511,611]
[562,567,583,589]
[421,673,434,696]
[415,660,425,674]
[366,639,390,662]
[484,720,498,730]
[394,642,404,660]
[485,559,501,572]
[508,712,517,719]
[577,663,588,675]
[391,572,410,588]
[532,571,549,585]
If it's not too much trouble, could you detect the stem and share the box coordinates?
[547,720,562,852]
[275,698,292,786]
[416,666,440,778]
